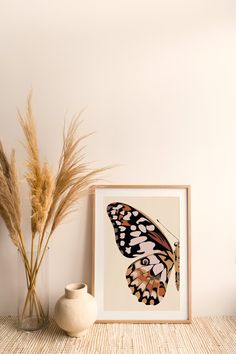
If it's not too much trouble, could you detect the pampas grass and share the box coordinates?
[0,144,22,248]
[0,94,109,327]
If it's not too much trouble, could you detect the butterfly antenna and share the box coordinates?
[156,219,179,241]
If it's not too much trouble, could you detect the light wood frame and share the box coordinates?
[91,185,191,323]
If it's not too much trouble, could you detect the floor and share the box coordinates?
[0,317,235,353]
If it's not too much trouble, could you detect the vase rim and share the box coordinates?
[65,283,87,297]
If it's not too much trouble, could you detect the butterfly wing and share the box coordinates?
[107,202,177,305]
[107,202,173,258]
[126,252,174,305]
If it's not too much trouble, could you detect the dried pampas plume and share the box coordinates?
[0,143,22,248]
[18,96,54,236]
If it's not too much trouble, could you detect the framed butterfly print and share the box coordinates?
[92,185,191,323]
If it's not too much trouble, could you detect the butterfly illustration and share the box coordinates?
[107,202,180,306]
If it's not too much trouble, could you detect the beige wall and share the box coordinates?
[0,1,236,316]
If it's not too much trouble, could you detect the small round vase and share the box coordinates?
[54,283,97,337]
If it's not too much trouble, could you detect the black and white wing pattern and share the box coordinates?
[107,202,180,306]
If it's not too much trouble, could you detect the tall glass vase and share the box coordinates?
[17,248,49,331]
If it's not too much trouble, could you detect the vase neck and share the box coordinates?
[65,283,87,299]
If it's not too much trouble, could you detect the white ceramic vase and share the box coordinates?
[54,283,97,337]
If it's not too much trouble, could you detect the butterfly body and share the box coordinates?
[174,241,180,291]
[107,202,180,306]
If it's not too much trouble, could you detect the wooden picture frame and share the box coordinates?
[91,185,191,323]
